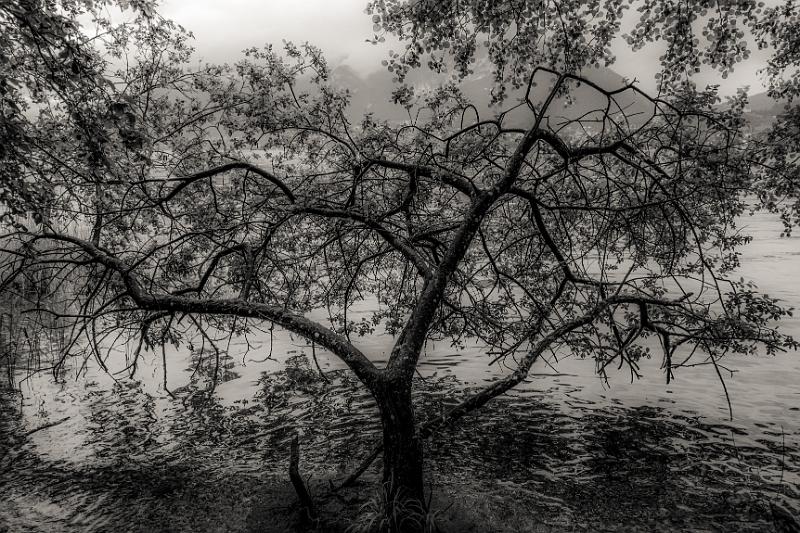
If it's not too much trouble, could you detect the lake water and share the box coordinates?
[1,210,799,532]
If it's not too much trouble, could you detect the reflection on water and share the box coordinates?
[1,366,798,532]
[1,210,799,531]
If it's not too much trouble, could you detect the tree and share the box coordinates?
[365,0,769,99]
[367,0,800,229]
[0,0,162,227]
[748,1,800,232]
[1,2,798,530]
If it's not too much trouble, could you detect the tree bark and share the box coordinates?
[375,381,426,532]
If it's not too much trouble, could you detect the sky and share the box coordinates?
[158,0,388,73]
[157,0,772,97]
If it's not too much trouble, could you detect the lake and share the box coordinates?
[1,209,799,532]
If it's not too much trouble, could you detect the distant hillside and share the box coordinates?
[743,91,787,132]
[747,91,787,113]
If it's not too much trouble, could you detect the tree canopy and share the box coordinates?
[367,0,780,95]
[366,0,800,229]
[1,0,799,528]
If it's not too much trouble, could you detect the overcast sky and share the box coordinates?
[158,0,387,72]
[157,0,771,97]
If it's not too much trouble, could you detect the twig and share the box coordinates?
[23,416,70,438]
[1,416,71,466]
[311,342,329,383]
[334,443,383,490]
[289,434,317,522]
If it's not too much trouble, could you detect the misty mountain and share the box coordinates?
[747,91,787,113]
[742,91,787,131]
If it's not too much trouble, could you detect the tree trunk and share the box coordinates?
[376,382,426,532]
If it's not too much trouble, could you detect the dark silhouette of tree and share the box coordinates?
[1,2,799,529]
